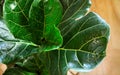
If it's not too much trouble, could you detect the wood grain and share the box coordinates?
[0,64,7,75]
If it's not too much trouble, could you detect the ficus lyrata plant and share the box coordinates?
[0,0,110,75]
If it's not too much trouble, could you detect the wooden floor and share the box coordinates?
[68,0,120,75]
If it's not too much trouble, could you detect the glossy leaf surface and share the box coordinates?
[45,12,110,75]
[16,55,42,72]
[3,0,63,51]
[0,20,38,64]
[0,0,110,75]
[59,0,91,35]
[29,0,63,50]
[3,0,34,41]
[16,54,49,75]
[17,12,110,75]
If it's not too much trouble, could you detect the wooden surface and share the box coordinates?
[0,64,7,75]
[71,0,120,75]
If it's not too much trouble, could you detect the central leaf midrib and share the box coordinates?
[58,33,106,55]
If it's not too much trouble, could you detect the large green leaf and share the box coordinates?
[3,0,34,41]
[0,20,38,64]
[29,0,63,51]
[3,0,63,51]
[4,67,37,75]
[17,12,110,75]
[59,0,91,46]
[58,0,91,34]
[1,0,110,75]
[44,12,110,75]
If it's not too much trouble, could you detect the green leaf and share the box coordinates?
[16,54,49,75]
[3,0,63,51]
[4,67,37,75]
[58,0,91,32]
[29,0,63,51]
[0,20,38,64]
[3,0,34,41]
[45,12,110,75]
[1,0,110,75]
[16,55,43,73]
[58,0,92,50]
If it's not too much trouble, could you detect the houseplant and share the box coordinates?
[0,0,110,75]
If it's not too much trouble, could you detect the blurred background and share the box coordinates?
[68,0,120,75]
